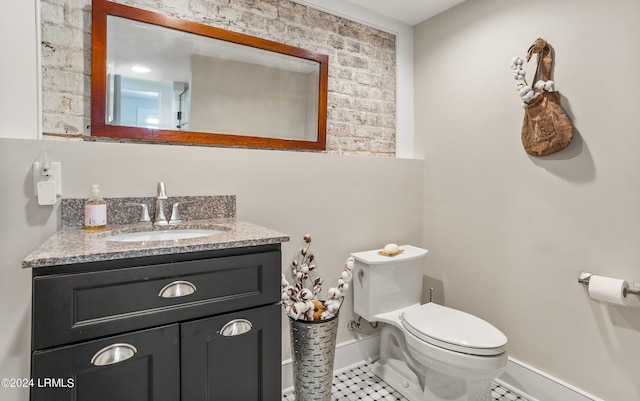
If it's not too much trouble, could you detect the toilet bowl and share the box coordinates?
[351,245,508,401]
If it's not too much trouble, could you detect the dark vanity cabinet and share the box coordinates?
[30,245,282,401]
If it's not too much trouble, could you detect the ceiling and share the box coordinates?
[345,0,466,26]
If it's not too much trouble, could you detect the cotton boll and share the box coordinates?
[346,257,355,271]
[320,310,333,320]
[544,80,554,91]
[294,301,309,314]
[290,303,304,319]
[523,91,535,102]
[511,57,524,67]
[521,102,528,108]
[300,288,313,300]
[327,287,341,299]
[326,301,338,312]
[518,87,530,96]
[305,300,315,313]
[535,80,546,90]
[341,270,353,283]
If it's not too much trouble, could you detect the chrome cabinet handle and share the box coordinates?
[90,343,137,366]
[158,280,197,298]
[220,319,253,336]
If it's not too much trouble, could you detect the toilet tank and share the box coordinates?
[351,245,428,322]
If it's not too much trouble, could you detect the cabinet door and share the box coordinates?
[181,304,281,401]
[31,325,179,401]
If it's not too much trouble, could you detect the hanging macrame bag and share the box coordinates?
[520,38,573,156]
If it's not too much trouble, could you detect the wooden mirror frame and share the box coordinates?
[91,0,328,150]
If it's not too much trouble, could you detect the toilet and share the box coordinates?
[351,245,508,401]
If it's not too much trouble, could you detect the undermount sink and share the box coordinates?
[106,229,225,242]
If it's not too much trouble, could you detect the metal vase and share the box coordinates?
[289,313,339,401]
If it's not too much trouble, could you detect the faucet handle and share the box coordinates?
[169,201,194,225]
[125,202,152,225]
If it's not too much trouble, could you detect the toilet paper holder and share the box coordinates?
[578,272,640,297]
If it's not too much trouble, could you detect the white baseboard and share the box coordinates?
[281,333,381,393]
[497,357,604,401]
[282,335,602,401]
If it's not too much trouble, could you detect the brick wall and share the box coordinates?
[40,0,397,156]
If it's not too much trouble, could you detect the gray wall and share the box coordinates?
[0,138,423,401]
[415,0,640,400]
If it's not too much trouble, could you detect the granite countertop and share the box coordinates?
[23,219,290,269]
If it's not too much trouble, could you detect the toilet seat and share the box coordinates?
[401,303,507,356]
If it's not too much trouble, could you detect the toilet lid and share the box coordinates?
[401,303,507,356]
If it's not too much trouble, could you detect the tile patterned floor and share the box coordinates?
[283,361,529,401]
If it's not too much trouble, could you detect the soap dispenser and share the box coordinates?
[84,184,107,230]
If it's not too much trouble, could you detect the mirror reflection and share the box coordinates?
[92,0,328,150]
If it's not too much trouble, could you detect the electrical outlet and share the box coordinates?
[33,161,62,197]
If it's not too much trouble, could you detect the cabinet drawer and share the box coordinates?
[33,250,280,349]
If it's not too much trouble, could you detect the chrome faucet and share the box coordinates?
[154,182,169,226]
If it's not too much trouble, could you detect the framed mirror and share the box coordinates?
[91,0,328,150]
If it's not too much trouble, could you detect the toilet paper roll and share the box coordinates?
[588,275,629,305]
